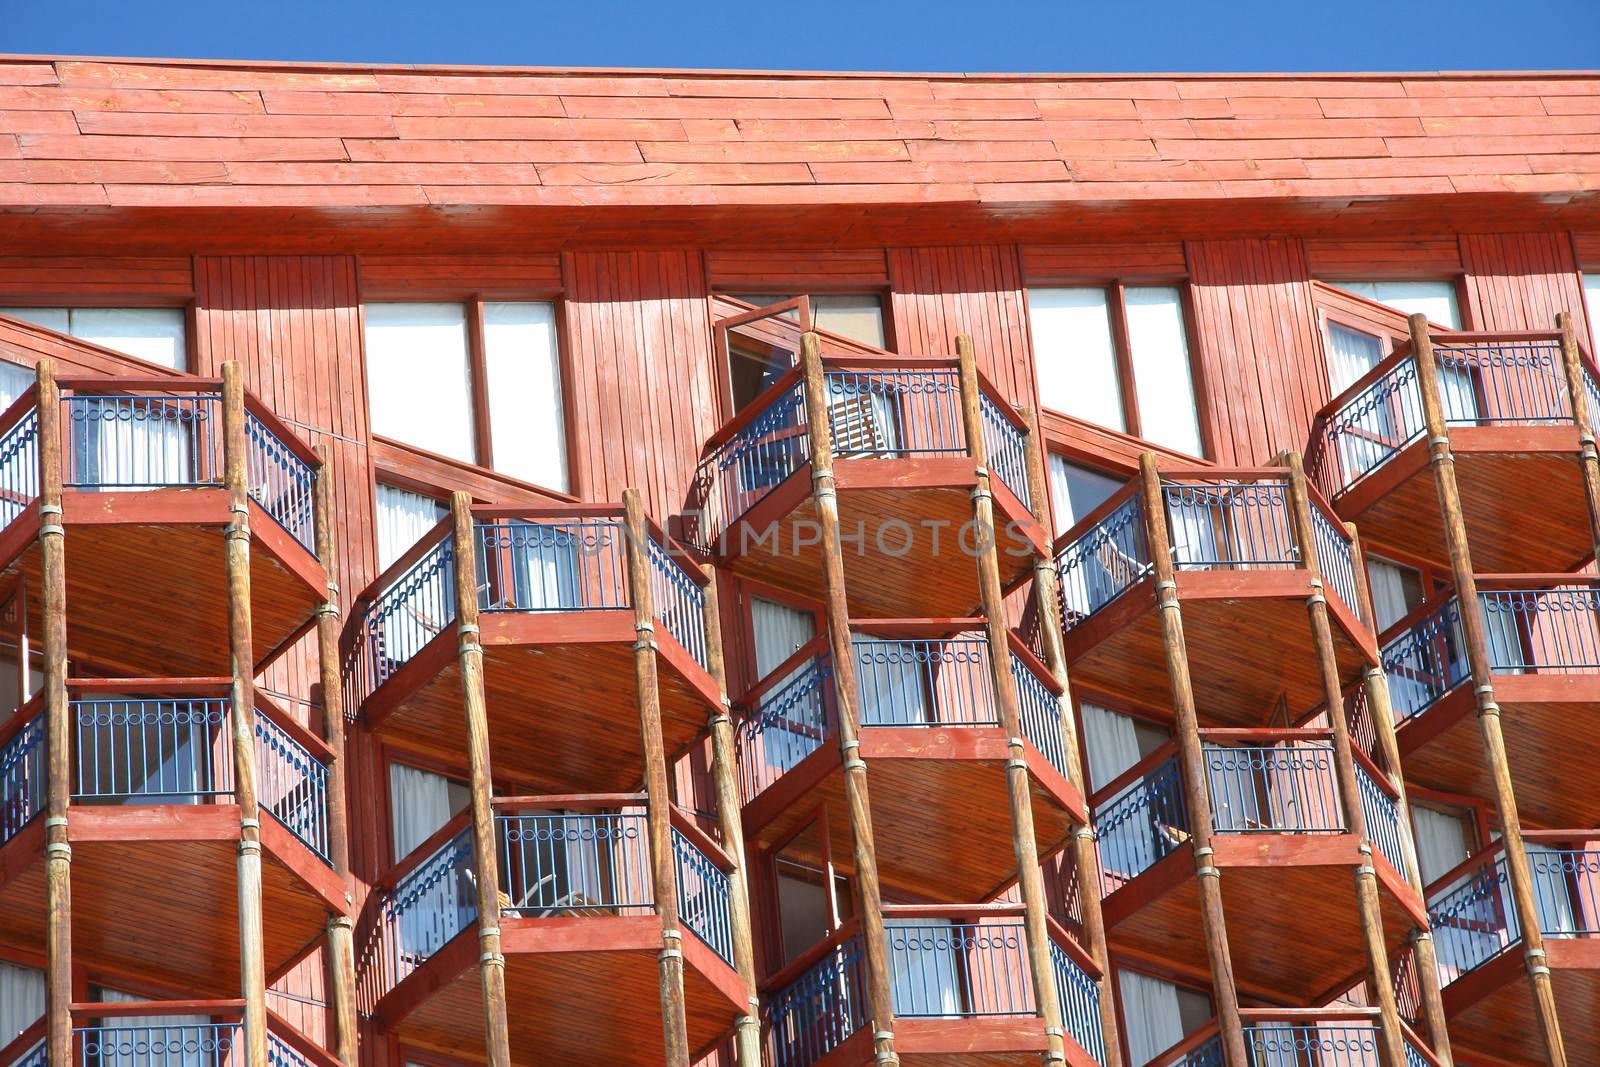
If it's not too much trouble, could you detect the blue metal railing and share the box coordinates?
[1356,762,1409,879]
[477,519,627,612]
[1430,848,1600,982]
[246,410,316,554]
[1381,598,1469,722]
[648,536,709,670]
[255,709,330,864]
[348,534,455,708]
[674,828,735,965]
[885,921,1033,1018]
[1094,755,1188,893]
[62,393,221,490]
[822,368,964,460]
[1012,653,1071,782]
[735,654,836,802]
[7,1037,43,1067]
[763,937,866,1067]
[268,1031,315,1067]
[1308,357,1426,501]
[0,406,39,530]
[1056,493,1150,632]
[1203,744,1343,834]
[497,811,651,916]
[686,381,810,552]
[1051,940,1106,1065]
[1165,481,1296,570]
[0,714,44,849]
[1480,586,1600,672]
[980,393,1033,511]
[1166,1033,1224,1067]
[1311,503,1360,619]
[1243,1024,1380,1067]
[377,826,477,990]
[855,635,995,727]
[74,1021,239,1065]
[71,696,233,802]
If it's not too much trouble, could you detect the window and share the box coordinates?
[1331,280,1461,330]
[0,960,43,1046]
[364,300,568,492]
[388,762,470,862]
[723,293,887,416]
[375,483,447,572]
[1117,969,1212,1066]
[0,306,187,370]
[1411,803,1472,887]
[1080,702,1169,794]
[1367,556,1424,633]
[1584,273,1600,351]
[1047,454,1123,535]
[1029,286,1202,457]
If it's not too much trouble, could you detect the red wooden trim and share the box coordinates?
[669,804,735,871]
[242,392,321,468]
[70,999,247,1018]
[1045,915,1103,978]
[880,902,1027,920]
[1197,727,1333,742]
[57,376,223,392]
[492,792,646,810]
[0,1019,43,1063]
[68,676,231,695]
[267,1012,343,1067]
[0,692,43,749]
[255,690,335,763]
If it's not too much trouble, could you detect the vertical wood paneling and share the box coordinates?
[1460,232,1592,338]
[1185,238,1324,464]
[887,245,1035,408]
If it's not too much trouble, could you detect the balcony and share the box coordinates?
[1092,730,1420,1004]
[0,377,325,678]
[0,681,341,996]
[1427,839,1600,1064]
[344,505,721,793]
[358,797,744,1066]
[732,623,1085,901]
[760,905,1105,1067]
[683,307,1047,620]
[0,999,340,1067]
[1140,1009,1440,1067]
[1381,576,1600,828]
[1055,470,1375,727]
[1306,331,1595,573]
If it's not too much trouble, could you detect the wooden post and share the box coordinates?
[448,492,513,1067]
[222,362,268,1067]
[1284,454,1407,1067]
[622,489,694,1067]
[1557,311,1600,564]
[1019,406,1123,1067]
[37,361,72,1067]
[1410,313,1568,1066]
[1137,453,1248,1067]
[1347,522,1454,1067]
[698,573,764,1067]
[956,338,1068,1065]
[312,447,357,1066]
[799,331,899,1066]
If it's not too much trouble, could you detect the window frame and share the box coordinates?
[1024,279,1211,460]
[0,300,196,375]
[380,743,474,870]
[1110,958,1215,1067]
[734,574,826,701]
[1317,276,1471,333]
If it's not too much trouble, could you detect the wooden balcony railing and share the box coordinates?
[1144,1007,1440,1067]
[1053,468,1359,635]
[0,377,320,554]
[342,503,709,712]
[731,622,1073,803]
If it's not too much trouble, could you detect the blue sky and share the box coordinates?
[3,0,1597,72]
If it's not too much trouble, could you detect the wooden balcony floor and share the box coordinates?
[366,612,720,793]
[0,804,341,996]
[718,459,1046,620]
[1397,676,1600,829]
[1441,940,1600,1067]
[743,728,1082,902]
[3,493,323,678]
[1102,834,1422,1005]
[1333,431,1589,574]
[1065,572,1373,728]
[382,915,743,1067]
[806,1018,1080,1067]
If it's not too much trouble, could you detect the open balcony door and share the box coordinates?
[751,597,824,775]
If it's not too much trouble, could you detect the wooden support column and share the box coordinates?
[37,361,71,1067]
[622,489,693,1067]
[1284,455,1407,1067]
[1136,453,1248,1067]
[1557,311,1600,564]
[222,362,267,1067]
[312,447,357,1066]
[956,338,1068,1065]
[1346,522,1454,1067]
[1410,313,1567,1067]
[799,331,899,1066]
[698,573,764,1067]
[1019,406,1123,1067]
[448,492,513,1067]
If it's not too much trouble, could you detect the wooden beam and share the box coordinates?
[1136,452,1248,1067]
[958,338,1067,1066]
[1557,310,1600,565]
[1020,404,1123,1067]
[622,487,693,1067]
[1410,312,1568,1067]
[222,361,267,1067]
[449,491,513,1067]
[799,330,899,1067]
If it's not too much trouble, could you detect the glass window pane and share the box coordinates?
[0,360,32,413]
[364,302,475,463]
[0,307,68,333]
[1367,556,1423,632]
[388,761,469,861]
[68,307,188,370]
[1028,288,1123,432]
[375,483,446,572]
[1326,322,1386,394]
[812,294,885,349]
[1046,454,1121,535]
[1584,273,1600,351]
[1340,280,1461,330]
[1125,286,1202,456]
[483,301,567,492]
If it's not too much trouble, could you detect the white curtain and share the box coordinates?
[482,301,567,492]
[1047,454,1122,537]
[93,987,210,1067]
[375,484,446,573]
[751,598,822,774]
[1527,843,1577,936]
[1081,702,1143,794]
[0,361,31,415]
[1029,288,1124,432]
[0,962,43,1048]
[364,303,475,463]
[1166,494,1220,568]
[1411,805,1470,888]
[1339,281,1462,330]
[753,597,815,678]
[1118,970,1187,1066]
[1367,559,1414,633]
[886,918,961,1018]
[1,307,187,371]
[389,762,465,861]
[853,635,930,725]
[1125,287,1202,457]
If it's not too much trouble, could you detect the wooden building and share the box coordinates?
[0,53,1596,1067]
